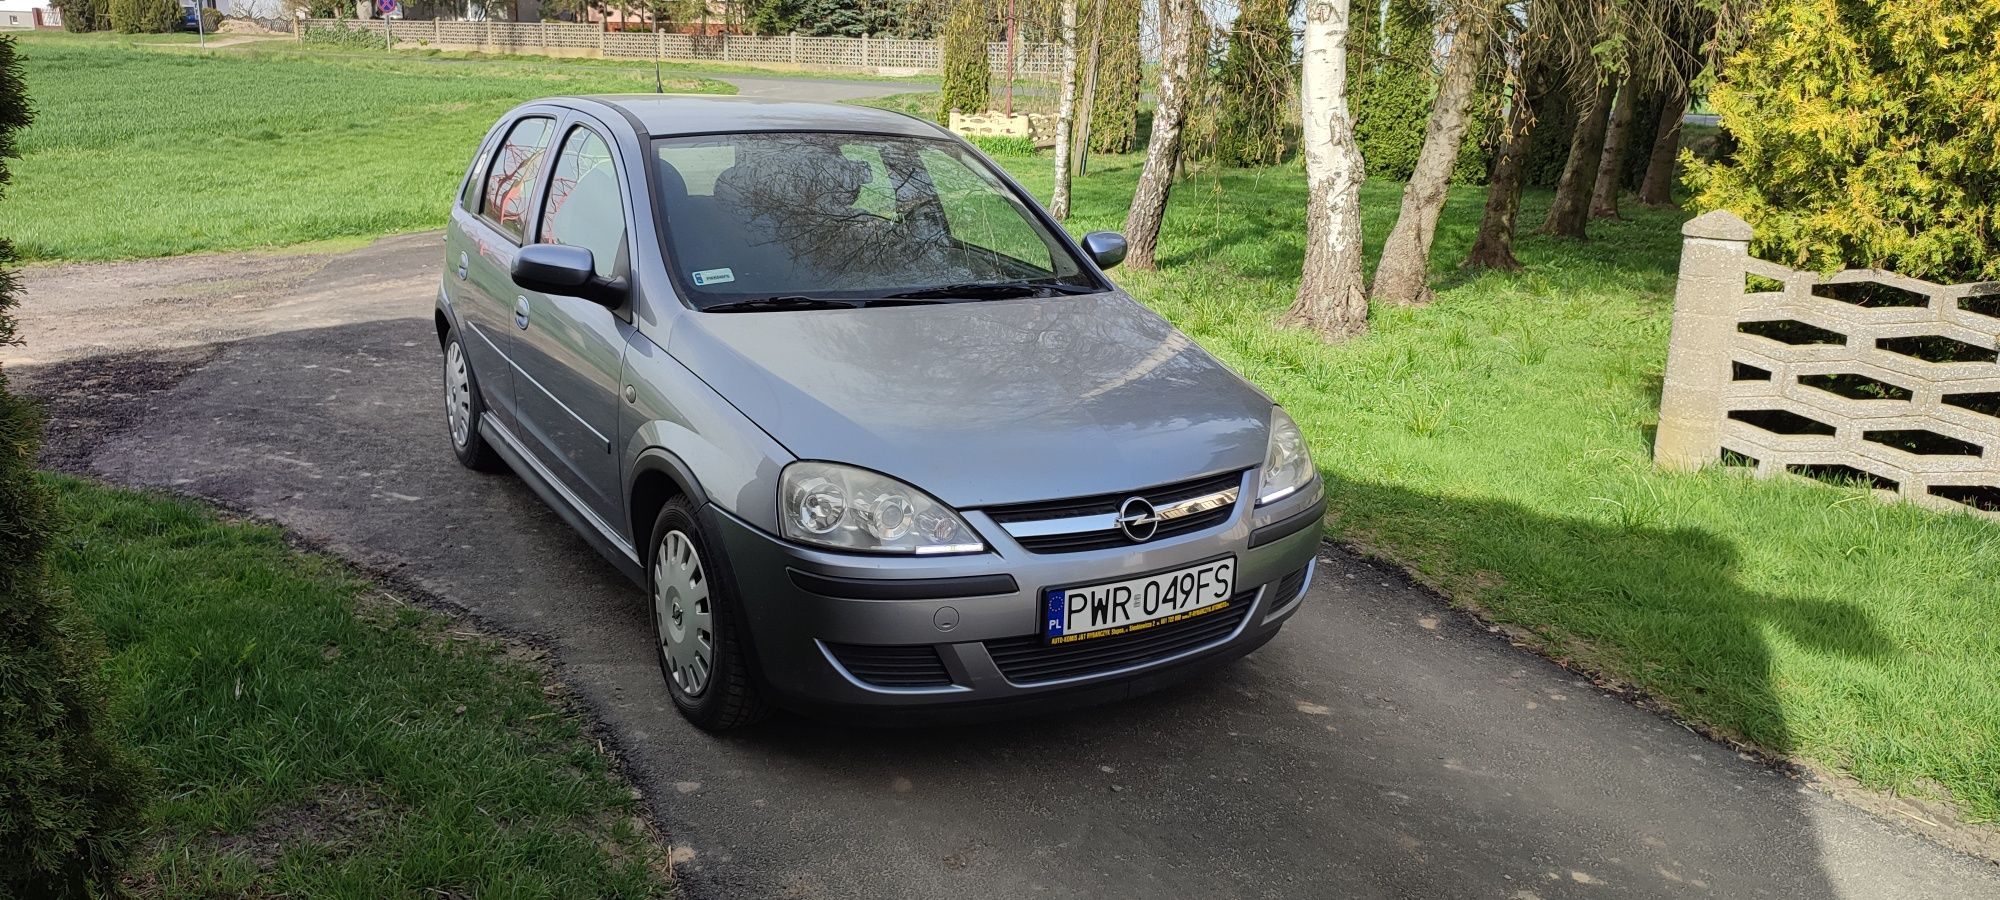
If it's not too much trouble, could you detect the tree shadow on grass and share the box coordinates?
[1323,476,1898,758]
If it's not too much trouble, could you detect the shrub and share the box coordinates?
[1074,0,1139,154]
[1351,0,1493,182]
[938,0,989,123]
[1213,0,1295,166]
[301,20,385,48]
[1688,0,2000,281]
[197,6,221,31]
[0,35,150,899]
[50,0,103,31]
[106,0,178,33]
[968,134,1035,156]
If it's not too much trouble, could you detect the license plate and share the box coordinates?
[1042,557,1237,645]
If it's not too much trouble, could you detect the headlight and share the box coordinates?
[1257,407,1315,505]
[779,461,984,554]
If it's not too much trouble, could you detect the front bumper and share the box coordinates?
[705,472,1325,717]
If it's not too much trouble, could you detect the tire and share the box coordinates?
[442,331,503,473]
[648,496,768,731]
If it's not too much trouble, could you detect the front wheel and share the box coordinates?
[649,496,768,731]
[442,332,502,472]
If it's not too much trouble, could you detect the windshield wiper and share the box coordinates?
[703,295,865,313]
[882,280,1097,301]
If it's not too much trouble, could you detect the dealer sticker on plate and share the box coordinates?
[1043,557,1236,645]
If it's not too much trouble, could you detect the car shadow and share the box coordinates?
[14,317,1936,899]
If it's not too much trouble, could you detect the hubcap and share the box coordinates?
[653,529,714,698]
[444,341,472,448]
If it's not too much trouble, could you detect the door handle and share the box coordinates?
[456,251,469,281]
[514,295,530,330]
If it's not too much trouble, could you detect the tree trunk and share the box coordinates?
[1540,73,1615,239]
[1638,81,1687,206]
[1121,0,1195,270]
[1368,11,1490,307]
[1589,74,1642,219]
[1282,0,1368,340]
[1464,29,1547,271]
[1049,0,1080,219]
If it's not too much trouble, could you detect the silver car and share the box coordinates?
[437,96,1325,730]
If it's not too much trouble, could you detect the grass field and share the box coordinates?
[50,477,665,897]
[14,39,1999,830]
[0,35,729,261]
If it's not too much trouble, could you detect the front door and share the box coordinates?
[513,121,633,529]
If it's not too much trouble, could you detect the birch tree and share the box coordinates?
[1367,2,1496,306]
[1049,0,1080,219]
[1120,0,1196,270]
[1282,0,1370,340]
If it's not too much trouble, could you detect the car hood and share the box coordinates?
[667,292,1272,508]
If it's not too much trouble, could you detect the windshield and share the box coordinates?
[652,132,1097,307]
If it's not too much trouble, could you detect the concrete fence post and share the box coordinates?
[598,25,605,53]
[860,32,870,69]
[790,31,799,63]
[1654,209,1754,471]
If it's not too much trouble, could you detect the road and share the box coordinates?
[9,235,1998,899]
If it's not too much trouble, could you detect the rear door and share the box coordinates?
[448,112,560,433]
[511,117,636,528]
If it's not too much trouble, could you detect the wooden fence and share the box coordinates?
[1655,210,2000,518]
[300,19,1062,77]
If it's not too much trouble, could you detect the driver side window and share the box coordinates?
[539,127,627,279]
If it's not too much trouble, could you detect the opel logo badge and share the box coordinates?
[1117,496,1161,542]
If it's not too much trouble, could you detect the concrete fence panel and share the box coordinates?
[301,19,1055,76]
[1654,210,2000,518]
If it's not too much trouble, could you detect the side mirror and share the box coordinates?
[1081,231,1128,270]
[512,243,627,308]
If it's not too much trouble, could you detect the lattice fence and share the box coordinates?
[300,20,1053,76]
[1655,210,2000,518]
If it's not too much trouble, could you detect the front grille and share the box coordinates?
[983,590,1256,684]
[824,643,953,687]
[984,471,1243,554]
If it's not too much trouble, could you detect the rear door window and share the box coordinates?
[479,116,556,242]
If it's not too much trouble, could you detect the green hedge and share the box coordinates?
[107,0,177,33]
[0,34,150,898]
[1352,0,1493,183]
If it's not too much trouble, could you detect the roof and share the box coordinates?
[569,95,951,140]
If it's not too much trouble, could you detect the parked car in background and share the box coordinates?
[436,96,1326,730]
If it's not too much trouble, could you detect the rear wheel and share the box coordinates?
[649,496,767,731]
[442,333,502,472]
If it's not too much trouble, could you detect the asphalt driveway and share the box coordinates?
[10,234,1998,899]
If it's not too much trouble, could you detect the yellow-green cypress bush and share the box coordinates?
[1688,0,2000,281]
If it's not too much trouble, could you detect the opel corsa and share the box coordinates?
[437,96,1326,730]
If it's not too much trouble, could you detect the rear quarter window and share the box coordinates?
[479,116,556,242]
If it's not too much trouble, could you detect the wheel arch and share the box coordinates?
[629,447,709,556]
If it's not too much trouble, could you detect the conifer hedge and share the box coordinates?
[0,35,150,899]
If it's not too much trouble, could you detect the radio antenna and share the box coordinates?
[653,26,664,93]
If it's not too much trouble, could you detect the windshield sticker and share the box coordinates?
[691,267,735,286]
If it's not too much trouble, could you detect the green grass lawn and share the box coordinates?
[0,35,730,261]
[50,476,666,896]
[14,40,1999,832]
